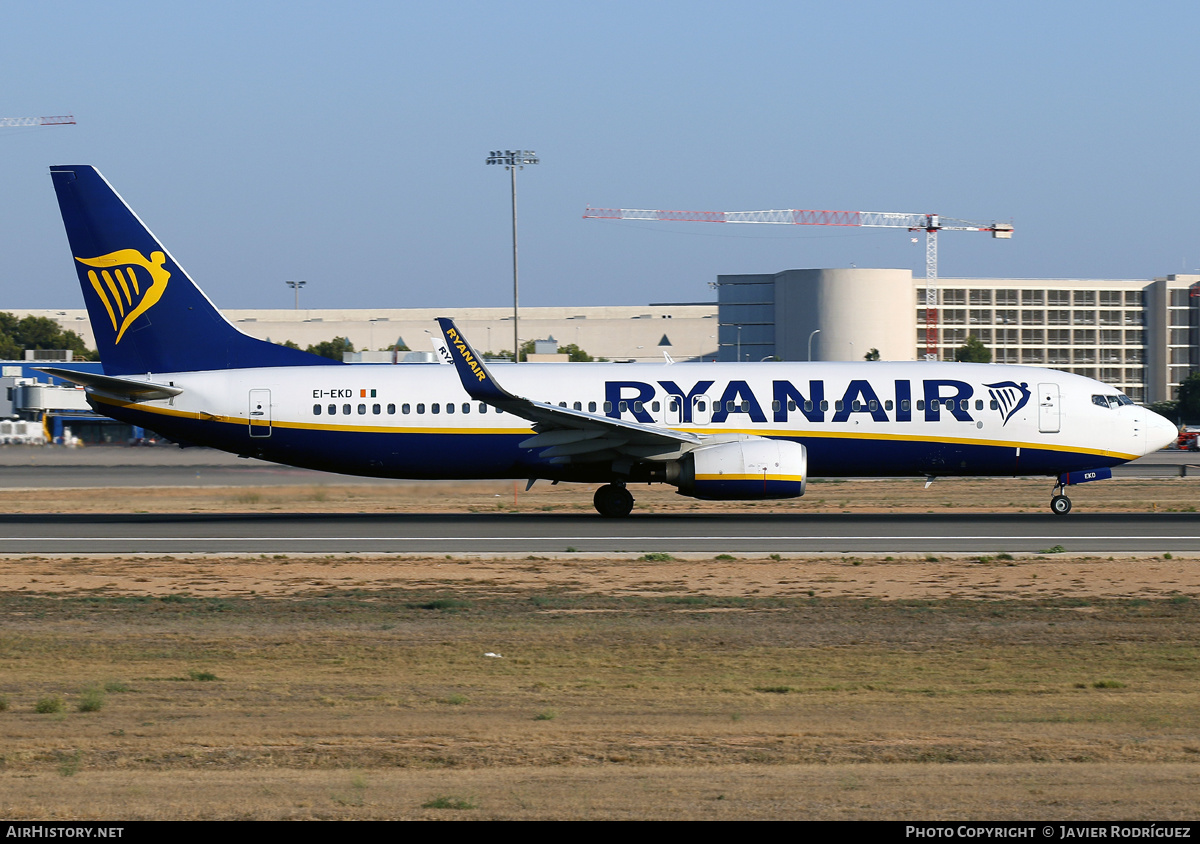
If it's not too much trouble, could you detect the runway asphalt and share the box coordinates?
[5,511,1200,555]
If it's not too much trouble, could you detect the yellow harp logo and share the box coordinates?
[76,249,171,344]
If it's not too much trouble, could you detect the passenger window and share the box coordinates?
[804,400,812,412]
[372,404,381,414]
[328,404,336,415]
[343,404,351,415]
[900,400,909,412]
[479,403,487,414]
[885,400,893,411]
[417,403,425,414]
[652,401,660,412]
[559,402,567,408]
[358,404,366,415]
[852,400,861,412]
[604,401,612,412]
[388,404,396,414]
[462,403,470,414]
[633,401,643,413]
[589,402,598,413]
[820,400,829,412]
[696,401,706,412]
[787,400,796,411]
[975,400,983,410]
[772,400,781,412]
[446,403,454,414]
[916,400,925,411]
[835,400,844,412]
[574,402,582,411]
[960,399,968,411]
[990,400,999,410]
[402,403,410,414]
[619,401,628,412]
[869,400,877,411]
[313,404,322,415]
[432,403,440,414]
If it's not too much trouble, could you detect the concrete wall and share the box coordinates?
[9,304,721,364]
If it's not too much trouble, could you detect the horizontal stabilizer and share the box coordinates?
[36,367,183,403]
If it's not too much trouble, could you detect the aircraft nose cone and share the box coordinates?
[1142,408,1178,455]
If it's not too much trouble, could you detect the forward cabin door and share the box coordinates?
[1037,383,1060,433]
[249,388,272,437]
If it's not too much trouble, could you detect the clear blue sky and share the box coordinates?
[2,0,1198,311]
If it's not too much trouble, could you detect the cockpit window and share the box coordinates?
[1093,394,1129,408]
[1092,395,1110,408]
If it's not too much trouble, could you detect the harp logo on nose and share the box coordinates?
[985,380,1031,426]
[76,249,171,344]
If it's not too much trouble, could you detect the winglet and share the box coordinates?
[435,317,511,403]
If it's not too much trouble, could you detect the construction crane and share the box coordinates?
[0,115,75,128]
[582,205,1013,360]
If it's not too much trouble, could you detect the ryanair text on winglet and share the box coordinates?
[446,327,488,382]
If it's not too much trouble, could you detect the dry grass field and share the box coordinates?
[1,477,1198,819]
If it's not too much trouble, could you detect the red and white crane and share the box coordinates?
[583,205,1012,360]
[0,115,75,128]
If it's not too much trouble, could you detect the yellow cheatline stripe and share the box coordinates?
[676,426,1135,461]
[90,396,1135,460]
[90,395,533,436]
[695,474,805,482]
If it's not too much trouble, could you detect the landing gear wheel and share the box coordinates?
[594,483,634,518]
[1050,494,1072,515]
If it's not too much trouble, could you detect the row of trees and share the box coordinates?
[859,336,992,363]
[0,313,95,360]
[496,341,603,362]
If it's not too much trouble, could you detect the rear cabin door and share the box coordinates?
[249,389,272,437]
[1037,383,1060,433]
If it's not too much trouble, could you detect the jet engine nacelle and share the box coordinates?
[668,438,807,500]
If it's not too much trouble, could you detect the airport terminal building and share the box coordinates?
[11,268,1199,406]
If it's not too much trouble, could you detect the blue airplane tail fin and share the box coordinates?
[50,165,336,374]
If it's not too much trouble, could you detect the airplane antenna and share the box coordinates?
[583,205,1012,361]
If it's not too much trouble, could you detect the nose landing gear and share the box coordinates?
[594,482,634,518]
[1050,479,1072,515]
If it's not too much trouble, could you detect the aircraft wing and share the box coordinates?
[435,317,700,463]
[35,367,183,403]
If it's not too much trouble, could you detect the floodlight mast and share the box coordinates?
[487,150,539,362]
[583,205,1013,360]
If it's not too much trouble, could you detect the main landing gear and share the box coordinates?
[594,482,634,518]
[1050,481,1072,516]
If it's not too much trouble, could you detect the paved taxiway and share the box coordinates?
[5,511,1200,555]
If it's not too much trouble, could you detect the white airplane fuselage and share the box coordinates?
[90,359,1170,482]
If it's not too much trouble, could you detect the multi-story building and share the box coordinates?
[717,269,1200,404]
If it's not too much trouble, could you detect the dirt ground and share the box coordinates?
[1,479,1198,820]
